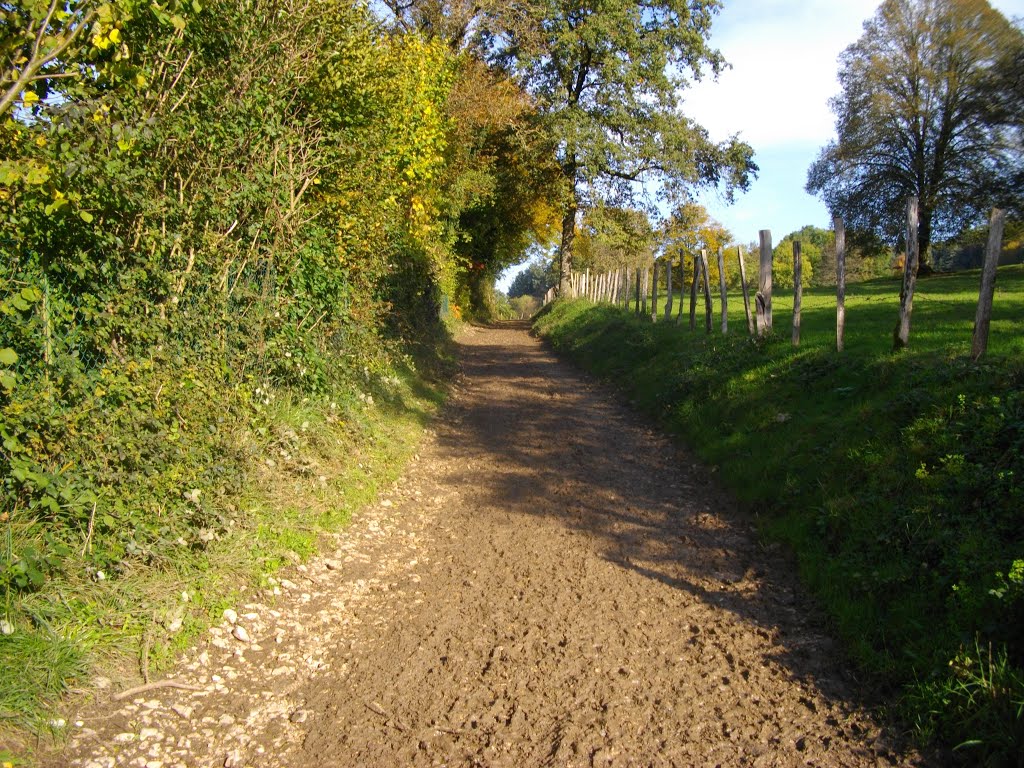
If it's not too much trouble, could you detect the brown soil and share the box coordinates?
[50,322,922,767]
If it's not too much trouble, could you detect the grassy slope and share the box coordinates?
[535,266,1024,764]
[0,343,453,762]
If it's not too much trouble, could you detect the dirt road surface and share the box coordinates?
[51,323,919,767]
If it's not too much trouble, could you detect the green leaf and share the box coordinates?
[80,210,94,223]
[0,348,17,365]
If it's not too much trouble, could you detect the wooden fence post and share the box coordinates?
[650,259,659,322]
[756,229,773,335]
[894,196,920,350]
[700,249,713,333]
[738,246,754,336]
[972,208,1007,360]
[641,268,648,315]
[689,253,700,330]
[792,240,802,346]
[664,257,674,321]
[677,254,686,322]
[717,246,728,334]
[635,267,642,314]
[834,216,846,352]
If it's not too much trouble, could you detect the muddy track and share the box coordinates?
[52,322,921,767]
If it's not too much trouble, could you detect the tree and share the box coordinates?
[486,0,756,295]
[661,202,733,288]
[507,257,554,298]
[807,0,1024,267]
[573,206,656,273]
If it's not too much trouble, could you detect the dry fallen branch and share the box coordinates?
[112,680,204,701]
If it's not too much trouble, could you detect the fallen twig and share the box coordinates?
[112,680,204,701]
[365,701,409,732]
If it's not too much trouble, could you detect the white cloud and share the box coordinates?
[683,0,1024,148]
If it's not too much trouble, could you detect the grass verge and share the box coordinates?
[0,338,454,763]
[535,267,1024,766]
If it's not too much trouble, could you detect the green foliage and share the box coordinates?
[808,0,1024,260]
[486,0,757,287]
[536,267,1024,763]
[0,0,477,743]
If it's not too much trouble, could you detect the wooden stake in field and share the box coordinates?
[971,208,1007,360]
[756,229,773,335]
[664,257,674,321]
[717,246,728,335]
[834,216,846,352]
[641,268,649,315]
[792,240,802,346]
[738,246,754,336]
[677,254,686,323]
[689,253,700,331]
[894,197,920,350]
[700,249,713,334]
[650,259,659,322]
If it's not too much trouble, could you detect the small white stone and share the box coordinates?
[171,704,194,720]
[49,718,66,728]
[222,609,238,624]
[242,612,259,621]
[146,761,164,768]
[113,732,136,743]
[139,727,162,740]
[0,618,13,635]
[232,625,251,643]
[380,499,393,508]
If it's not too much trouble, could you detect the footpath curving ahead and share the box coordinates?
[51,323,920,767]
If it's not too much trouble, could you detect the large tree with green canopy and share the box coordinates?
[807,0,1024,267]
[483,0,757,295]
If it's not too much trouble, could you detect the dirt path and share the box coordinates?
[52,323,919,767]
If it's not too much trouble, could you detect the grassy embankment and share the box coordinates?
[535,267,1024,765]
[0,341,454,762]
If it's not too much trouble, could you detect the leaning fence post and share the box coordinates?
[650,259,659,322]
[894,197,920,350]
[756,229,773,335]
[717,246,728,334]
[700,249,713,333]
[689,253,700,330]
[971,208,1007,360]
[792,240,802,346]
[664,257,674,321]
[738,246,754,336]
[835,216,846,352]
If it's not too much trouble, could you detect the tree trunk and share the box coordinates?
[557,184,578,296]
[894,196,920,350]
[635,267,641,314]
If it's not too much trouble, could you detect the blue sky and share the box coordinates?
[499,0,1024,290]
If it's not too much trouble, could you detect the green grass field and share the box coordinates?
[536,266,1024,766]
